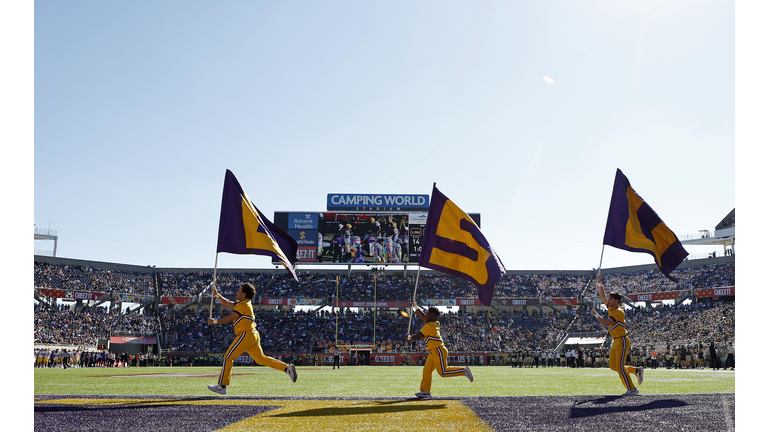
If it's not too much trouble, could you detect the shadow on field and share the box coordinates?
[570,396,689,418]
[34,396,223,413]
[269,400,446,417]
[35,398,280,432]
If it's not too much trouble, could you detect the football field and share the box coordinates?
[34,365,735,431]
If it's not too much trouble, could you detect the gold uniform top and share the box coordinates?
[232,299,256,334]
[419,321,445,351]
[607,306,627,339]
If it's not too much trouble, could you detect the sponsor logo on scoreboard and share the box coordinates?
[288,229,318,246]
[296,246,317,262]
[288,213,318,230]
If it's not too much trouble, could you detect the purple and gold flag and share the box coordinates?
[418,184,506,306]
[216,169,299,281]
[603,168,688,282]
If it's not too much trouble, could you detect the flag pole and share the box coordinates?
[209,253,219,319]
[598,244,606,272]
[593,244,605,310]
[407,268,421,338]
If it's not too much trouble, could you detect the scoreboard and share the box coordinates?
[273,210,480,265]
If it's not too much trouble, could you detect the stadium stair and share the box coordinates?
[33,290,57,311]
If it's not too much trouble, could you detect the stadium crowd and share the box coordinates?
[34,294,734,363]
[599,263,735,295]
[34,303,160,346]
[627,301,735,347]
[35,261,735,301]
[33,259,736,369]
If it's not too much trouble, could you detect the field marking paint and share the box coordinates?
[35,397,493,432]
[103,372,253,378]
[720,394,734,431]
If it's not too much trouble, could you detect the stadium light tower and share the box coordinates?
[34,225,58,257]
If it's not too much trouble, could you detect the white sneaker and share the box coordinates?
[622,388,640,396]
[636,366,644,385]
[465,366,474,382]
[286,364,297,383]
[207,384,226,395]
[415,391,432,399]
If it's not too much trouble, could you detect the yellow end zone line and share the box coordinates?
[36,398,494,432]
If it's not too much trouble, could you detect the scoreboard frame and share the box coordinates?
[273,211,480,265]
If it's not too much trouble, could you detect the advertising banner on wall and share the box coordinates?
[456,299,484,306]
[229,352,488,367]
[550,298,578,306]
[110,336,157,345]
[73,291,106,301]
[287,298,324,306]
[423,299,457,307]
[695,287,735,298]
[161,296,195,305]
[495,298,538,306]
[260,298,324,306]
[119,294,152,303]
[261,298,289,306]
[36,289,66,298]
[334,301,411,308]
[625,291,683,302]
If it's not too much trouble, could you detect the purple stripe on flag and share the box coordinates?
[602,169,688,282]
[216,170,299,281]
[418,184,505,306]
[636,201,662,245]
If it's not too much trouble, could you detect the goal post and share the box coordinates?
[339,344,375,365]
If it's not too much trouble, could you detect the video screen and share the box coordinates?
[273,212,423,264]
[273,211,479,264]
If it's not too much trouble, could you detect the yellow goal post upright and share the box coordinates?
[335,275,339,347]
[333,271,382,350]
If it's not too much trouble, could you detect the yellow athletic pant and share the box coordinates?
[218,330,287,386]
[421,345,466,393]
[610,336,637,391]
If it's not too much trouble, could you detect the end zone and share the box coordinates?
[35,393,734,432]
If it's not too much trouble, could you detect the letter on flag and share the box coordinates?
[216,169,299,281]
[418,184,506,306]
[603,168,688,282]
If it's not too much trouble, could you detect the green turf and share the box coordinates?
[34,365,735,397]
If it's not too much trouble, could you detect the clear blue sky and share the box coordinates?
[28,0,739,272]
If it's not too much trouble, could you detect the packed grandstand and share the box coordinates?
[33,255,735,369]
